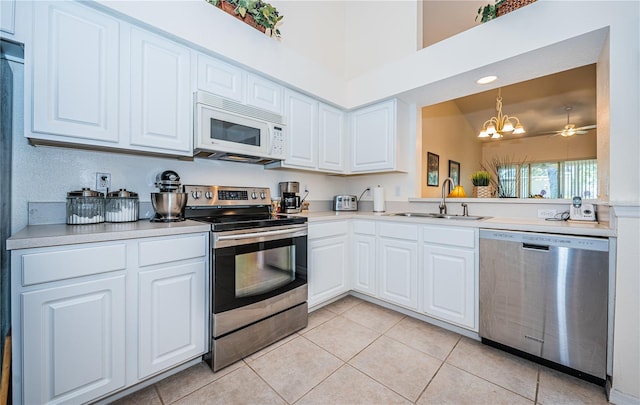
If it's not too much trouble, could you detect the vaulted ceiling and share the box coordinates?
[452,64,597,140]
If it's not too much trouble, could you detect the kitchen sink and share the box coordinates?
[386,212,488,220]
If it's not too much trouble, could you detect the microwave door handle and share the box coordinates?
[265,126,271,153]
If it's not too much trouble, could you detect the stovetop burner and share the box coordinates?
[182,185,306,231]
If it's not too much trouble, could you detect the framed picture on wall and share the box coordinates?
[449,160,460,186]
[427,152,439,186]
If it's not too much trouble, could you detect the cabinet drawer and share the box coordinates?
[379,222,418,241]
[352,220,375,235]
[423,226,476,248]
[139,234,207,267]
[309,221,349,239]
[22,243,126,286]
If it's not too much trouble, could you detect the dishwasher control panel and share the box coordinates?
[479,229,609,252]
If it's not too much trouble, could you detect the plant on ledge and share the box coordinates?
[471,171,491,186]
[476,0,537,23]
[476,0,502,23]
[207,0,283,38]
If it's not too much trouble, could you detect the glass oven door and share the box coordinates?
[212,224,307,313]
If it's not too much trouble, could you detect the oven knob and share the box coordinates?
[204,191,213,199]
[191,191,201,199]
[260,192,266,199]
[251,192,257,199]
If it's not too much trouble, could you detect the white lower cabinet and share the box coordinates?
[352,220,377,296]
[422,225,478,330]
[138,261,206,379]
[11,233,208,404]
[378,222,419,310]
[22,275,126,404]
[308,221,349,307]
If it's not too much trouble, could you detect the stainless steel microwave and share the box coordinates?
[194,91,286,163]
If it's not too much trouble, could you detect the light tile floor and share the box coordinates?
[110,296,610,404]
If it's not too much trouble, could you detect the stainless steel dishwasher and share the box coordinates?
[479,229,609,383]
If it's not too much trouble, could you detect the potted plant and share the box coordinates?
[207,0,283,38]
[471,170,492,198]
[476,0,537,23]
[476,0,502,23]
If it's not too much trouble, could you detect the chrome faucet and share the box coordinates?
[439,177,454,214]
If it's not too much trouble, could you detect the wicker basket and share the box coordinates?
[497,0,536,16]
[473,186,493,198]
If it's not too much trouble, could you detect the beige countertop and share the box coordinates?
[292,211,614,237]
[7,220,211,250]
[8,210,614,251]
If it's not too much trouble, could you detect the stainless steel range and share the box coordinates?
[183,185,308,372]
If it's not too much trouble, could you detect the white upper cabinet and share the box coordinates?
[129,27,192,154]
[318,103,346,172]
[246,73,284,114]
[282,89,318,169]
[197,53,244,102]
[1,0,16,35]
[349,99,409,173]
[32,1,120,143]
[267,90,345,173]
[29,2,193,157]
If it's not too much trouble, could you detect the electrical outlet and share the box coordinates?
[537,208,558,219]
[304,184,309,193]
[96,172,111,191]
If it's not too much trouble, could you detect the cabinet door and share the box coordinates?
[284,90,318,169]
[197,53,244,102]
[318,103,346,172]
[350,100,396,172]
[352,233,376,296]
[378,237,418,309]
[423,244,476,330]
[308,236,348,307]
[138,261,206,378]
[32,1,120,142]
[246,73,284,114]
[22,275,126,404]
[129,28,192,154]
[0,0,16,35]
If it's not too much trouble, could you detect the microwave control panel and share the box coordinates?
[270,126,285,159]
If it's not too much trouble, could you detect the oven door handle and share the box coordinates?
[216,226,307,242]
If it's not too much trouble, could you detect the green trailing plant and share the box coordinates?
[207,0,283,38]
[476,0,503,23]
[470,171,491,186]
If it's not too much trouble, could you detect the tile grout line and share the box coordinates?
[442,340,538,403]
[152,384,166,405]
[413,335,463,403]
[535,367,541,404]
[243,358,295,405]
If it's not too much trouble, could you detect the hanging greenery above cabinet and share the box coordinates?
[207,0,283,38]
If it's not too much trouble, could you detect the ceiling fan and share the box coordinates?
[542,106,597,137]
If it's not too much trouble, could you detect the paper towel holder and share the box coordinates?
[373,185,386,213]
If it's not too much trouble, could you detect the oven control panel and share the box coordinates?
[183,185,271,207]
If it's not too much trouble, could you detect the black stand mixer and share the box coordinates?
[150,170,187,222]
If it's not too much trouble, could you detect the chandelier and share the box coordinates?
[478,89,525,139]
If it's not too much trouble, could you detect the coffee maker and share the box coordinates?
[279,181,301,213]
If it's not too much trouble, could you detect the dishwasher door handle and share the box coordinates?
[522,243,550,251]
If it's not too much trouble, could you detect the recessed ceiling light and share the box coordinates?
[477,75,498,85]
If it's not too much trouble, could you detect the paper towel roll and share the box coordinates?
[373,185,385,212]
